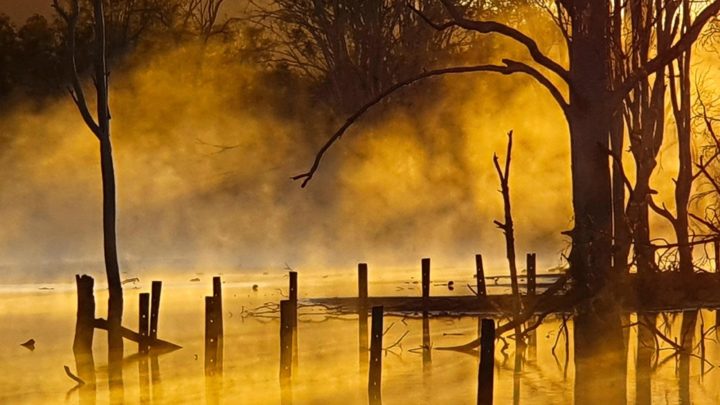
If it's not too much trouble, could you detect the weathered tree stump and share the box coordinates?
[74,274,96,384]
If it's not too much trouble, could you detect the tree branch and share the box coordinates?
[292,62,568,187]
[438,0,569,84]
[614,1,720,103]
[52,0,101,139]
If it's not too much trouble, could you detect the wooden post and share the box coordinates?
[150,281,162,341]
[280,300,294,381]
[369,306,383,405]
[212,276,224,374]
[715,240,720,274]
[204,296,219,376]
[421,258,430,301]
[212,277,224,336]
[358,263,369,374]
[139,293,150,354]
[476,254,487,297]
[358,263,368,303]
[478,319,495,405]
[289,271,298,303]
[527,253,536,296]
[74,274,96,383]
[289,271,298,329]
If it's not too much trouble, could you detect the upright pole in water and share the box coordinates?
[715,240,720,273]
[289,271,298,329]
[526,254,536,296]
[204,296,219,376]
[358,263,369,373]
[150,281,162,342]
[476,254,487,297]
[289,271,298,303]
[139,293,150,354]
[212,276,224,374]
[478,319,495,405]
[358,263,368,303]
[280,300,294,381]
[421,258,430,303]
[369,306,383,405]
[212,277,223,336]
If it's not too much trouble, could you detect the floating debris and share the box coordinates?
[122,277,140,285]
[252,284,259,291]
[448,280,455,291]
[38,287,54,291]
[190,277,201,282]
[21,339,35,351]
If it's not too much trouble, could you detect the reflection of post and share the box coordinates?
[478,319,494,405]
[358,263,369,374]
[205,296,219,376]
[150,355,162,402]
[212,277,224,374]
[369,306,383,405]
[422,311,431,370]
[280,300,294,381]
[679,310,697,405]
[75,275,97,405]
[636,313,656,405]
[476,255,486,297]
[513,341,522,405]
[139,357,150,404]
[139,293,150,354]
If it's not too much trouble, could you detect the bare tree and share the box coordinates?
[52,0,124,384]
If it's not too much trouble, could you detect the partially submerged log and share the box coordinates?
[93,318,181,352]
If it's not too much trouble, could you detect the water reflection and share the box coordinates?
[11,283,720,405]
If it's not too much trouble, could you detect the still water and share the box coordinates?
[1,268,719,404]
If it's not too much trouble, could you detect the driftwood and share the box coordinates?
[93,318,181,352]
[63,365,85,386]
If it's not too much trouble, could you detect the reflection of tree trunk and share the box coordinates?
[679,310,697,405]
[636,313,657,405]
[573,302,626,404]
[74,274,97,405]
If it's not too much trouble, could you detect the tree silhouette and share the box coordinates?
[52,0,124,385]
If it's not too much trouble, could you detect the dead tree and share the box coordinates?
[492,131,522,339]
[52,0,124,381]
[292,0,720,299]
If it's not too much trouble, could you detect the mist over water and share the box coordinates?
[0,39,576,283]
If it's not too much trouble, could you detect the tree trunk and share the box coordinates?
[93,0,123,387]
[567,0,614,294]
